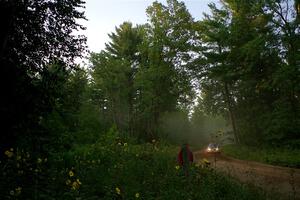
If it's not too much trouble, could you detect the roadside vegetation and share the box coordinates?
[222,144,300,168]
[1,129,267,199]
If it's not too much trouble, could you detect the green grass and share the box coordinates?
[222,144,300,168]
[1,132,268,199]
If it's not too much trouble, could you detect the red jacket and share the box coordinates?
[177,145,193,166]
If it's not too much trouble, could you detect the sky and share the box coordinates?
[80,0,218,53]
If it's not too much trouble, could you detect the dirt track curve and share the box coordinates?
[194,151,300,200]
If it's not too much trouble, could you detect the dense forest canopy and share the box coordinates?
[90,0,299,146]
[0,0,299,153]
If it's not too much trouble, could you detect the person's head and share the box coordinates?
[181,142,189,148]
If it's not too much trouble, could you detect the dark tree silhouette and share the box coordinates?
[0,0,87,151]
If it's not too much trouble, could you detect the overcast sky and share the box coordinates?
[80,0,217,53]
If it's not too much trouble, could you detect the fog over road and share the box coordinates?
[195,151,300,200]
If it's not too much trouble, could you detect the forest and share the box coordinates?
[0,0,299,199]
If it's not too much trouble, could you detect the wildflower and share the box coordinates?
[69,170,74,177]
[66,179,71,185]
[37,158,42,163]
[152,139,156,143]
[123,143,128,147]
[71,181,80,190]
[115,187,121,195]
[175,165,180,170]
[15,187,22,195]
[118,142,122,145]
[4,150,13,158]
[202,158,210,164]
[76,179,82,185]
[10,148,14,151]
[135,193,140,198]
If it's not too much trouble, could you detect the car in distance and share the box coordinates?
[206,143,220,153]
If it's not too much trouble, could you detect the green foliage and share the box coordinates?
[90,1,196,140]
[0,131,267,199]
[193,0,300,146]
[0,0,87,151]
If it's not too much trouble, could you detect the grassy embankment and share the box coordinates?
[1,131,268,199]
[222,144,300,168]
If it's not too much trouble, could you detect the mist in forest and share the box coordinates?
[160,111,233,147]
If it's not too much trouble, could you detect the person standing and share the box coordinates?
[177,143,193,176]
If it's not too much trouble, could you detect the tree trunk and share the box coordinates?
[224,82,240,144]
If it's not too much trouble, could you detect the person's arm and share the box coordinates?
[177,150,183,165]
[190,151,193,162]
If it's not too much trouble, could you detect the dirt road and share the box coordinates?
[194,151,300,200]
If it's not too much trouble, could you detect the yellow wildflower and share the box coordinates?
[69,170,74,177]
[71,181,79,190]
[202,158,210,164]
[175,165,180,170]
[15,187,22,195]
[115,187,121,195]
[135,193,140,198]
[66,179,71,185]
[4,150,13,158]
[76,179,82,185]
